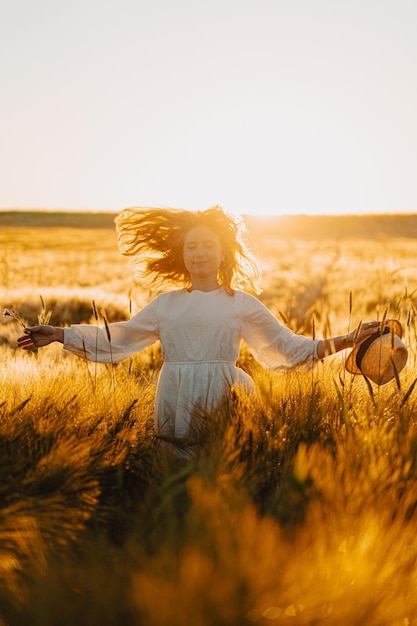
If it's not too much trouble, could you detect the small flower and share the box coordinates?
[2,308,26,328]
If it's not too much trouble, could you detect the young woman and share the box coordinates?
[18,205,380,448]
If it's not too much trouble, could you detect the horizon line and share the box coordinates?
[1,207,417,218]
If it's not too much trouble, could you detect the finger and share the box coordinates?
[17,334,31,343]
[24,326,42,333]
[22,343,36,350]
[17,334,36,348]
[356,322,379,341]
[18,338,35,348]
[362,323,380,337]
[362,321,379,332]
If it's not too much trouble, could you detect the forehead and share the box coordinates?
[183,225,220,245]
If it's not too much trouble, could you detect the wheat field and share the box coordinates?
[1,212,417,626]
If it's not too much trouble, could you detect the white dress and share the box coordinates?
[63,289,319,439]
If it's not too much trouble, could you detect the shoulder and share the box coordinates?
[137,289,185,313]
[228,290,274,321]
[155,289,187,300]
[232,289,265,308]
[152,289,188,308]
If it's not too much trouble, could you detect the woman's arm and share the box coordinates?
[17,296,160,363]
[240,292,382,371]
[316,321,381,359]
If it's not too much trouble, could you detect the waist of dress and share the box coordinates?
[164,360,236,365]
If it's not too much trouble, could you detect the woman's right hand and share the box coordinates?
[17,325,64,350]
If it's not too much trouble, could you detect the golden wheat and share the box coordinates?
[1,216,417,625]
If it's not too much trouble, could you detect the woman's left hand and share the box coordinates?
[347,321,381,346]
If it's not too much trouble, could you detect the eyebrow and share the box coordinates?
[185,238,217,245]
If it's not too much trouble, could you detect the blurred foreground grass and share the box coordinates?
[1,213,417,625]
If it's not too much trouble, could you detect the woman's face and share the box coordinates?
[183,225,224,282]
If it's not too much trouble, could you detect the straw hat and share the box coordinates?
[345,319,408,385]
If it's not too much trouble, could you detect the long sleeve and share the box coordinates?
[240,293,320,371]
[63,297,160,363]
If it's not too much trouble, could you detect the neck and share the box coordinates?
[189,277,221,292]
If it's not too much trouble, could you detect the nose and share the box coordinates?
[194,244,206,257]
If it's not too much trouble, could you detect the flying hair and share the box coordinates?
[114,205,260,294]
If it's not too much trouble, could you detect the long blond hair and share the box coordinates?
[114,205,259,293]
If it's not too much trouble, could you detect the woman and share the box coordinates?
[18,205,380,446]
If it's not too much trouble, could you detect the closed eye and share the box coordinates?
[185,241,217,250]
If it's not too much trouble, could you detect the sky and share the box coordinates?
[1,0,416,217]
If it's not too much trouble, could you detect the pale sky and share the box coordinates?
[1,0,416,216]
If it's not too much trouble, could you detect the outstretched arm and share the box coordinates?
[17,296,160,363]
[17,326,64,350]
[316,321,380,359]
